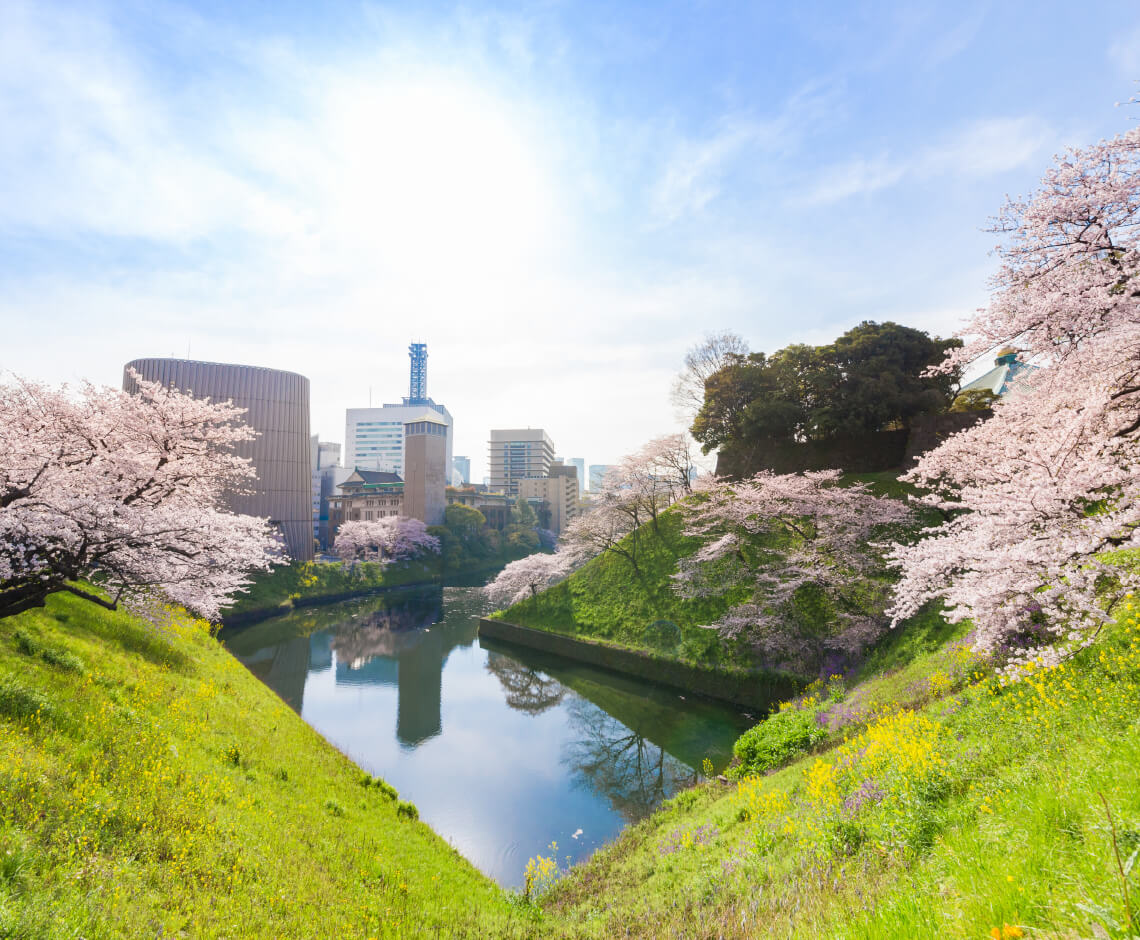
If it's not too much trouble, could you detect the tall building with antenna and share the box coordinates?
[407,342,429,404]
[344,343,454,482]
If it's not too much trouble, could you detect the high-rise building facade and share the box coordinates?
[452,455,471,486]
[310,437,343,550]
[344,343,453,481]
[488,429,556,496]
[403,418,448,525]
[123,358,313,561]
[345,404,452,476]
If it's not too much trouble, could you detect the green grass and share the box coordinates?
[6,559,1139,937]
[224,559,440,619]
[0,593,545,938]
[497,500,917,681]
[539,605,1140,938]
[498,510,762,671]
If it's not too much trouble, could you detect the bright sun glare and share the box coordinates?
[320,76,556,288]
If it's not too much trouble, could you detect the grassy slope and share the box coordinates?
[0,594,543,939]
[541,605,1140,938]
[498,510,760,671]
[498,475,923,677]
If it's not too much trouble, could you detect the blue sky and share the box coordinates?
[3,0,1140,481]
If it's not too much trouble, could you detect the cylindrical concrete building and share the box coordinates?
[123,358,313,562]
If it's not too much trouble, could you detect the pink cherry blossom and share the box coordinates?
[0,371,280,622]
[674,471,912,668]
[889,124,1140,675]
[333,517,441,565]
[484,550,578,608]
[559,433,698,576]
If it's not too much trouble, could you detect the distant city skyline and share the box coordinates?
[4,1,1140,484]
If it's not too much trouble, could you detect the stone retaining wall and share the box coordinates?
[478,618,799,710]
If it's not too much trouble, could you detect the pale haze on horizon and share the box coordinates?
[2,0,1139,482]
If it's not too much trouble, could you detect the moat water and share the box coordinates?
[220,585,754,887]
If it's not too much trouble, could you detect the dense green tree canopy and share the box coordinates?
[690,321,960,454]
[511,496,538,528]
[444,502,486,534]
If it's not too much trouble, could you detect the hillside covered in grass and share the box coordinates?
[4,571,1138,938]
[541,603,1140,938]
[497,471,920,679]
[0,593,539,939]
[497,509,757,669]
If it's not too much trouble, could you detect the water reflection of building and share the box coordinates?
[226,588,466,745]
[237,636,312,712]
[279,588,480,748]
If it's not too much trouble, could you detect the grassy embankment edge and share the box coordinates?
[222,559,441,624]
[536,599,1140,938]
[492,472,918,688]
[0,591,546,938]
[226,545,542,625]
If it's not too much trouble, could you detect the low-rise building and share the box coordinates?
[329,415,449,538]
[327,470,405,539]
[518,460,579,535]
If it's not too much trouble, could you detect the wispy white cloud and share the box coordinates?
[649,121,757,223]
[802,155,906,205]
[801,115,1052,205]
[647,81,834,224]
[1,0,1128,482]
[920,116,1053,176]
[0,3,306,242]
[924,6,988,69]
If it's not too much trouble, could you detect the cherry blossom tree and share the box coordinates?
[674,471,912,671]
[888,124,1140,674]
[636,433,698,504]
[562,500,644,575]
[333,517,441,565]
[561,434,699,576]
[0,373,280,622]
[483,432,697,606]
[484,549,578,608]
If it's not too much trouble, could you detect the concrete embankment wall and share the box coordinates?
[478,618,800,711]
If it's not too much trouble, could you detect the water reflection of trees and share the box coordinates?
[562,698,695,822]
[484,652,566,715]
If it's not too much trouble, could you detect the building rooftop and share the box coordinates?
[960,350,1035,396]
[348,470,404,484]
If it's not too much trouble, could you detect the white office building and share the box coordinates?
[345,403,453,480]
[344,343,454,482]
[488,428,556,496]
